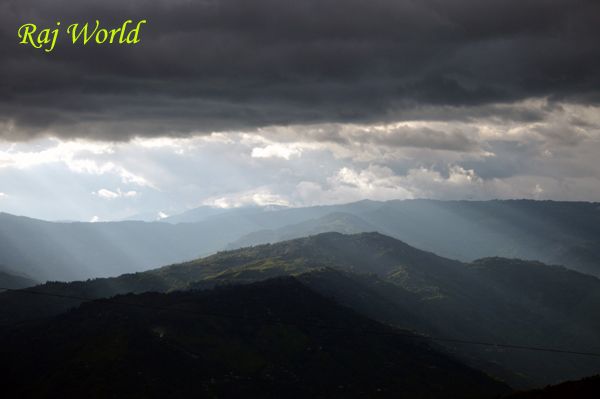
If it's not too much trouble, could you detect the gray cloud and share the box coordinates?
[365,126,479,152]
[1,0,600,140]
[533,123,588,146]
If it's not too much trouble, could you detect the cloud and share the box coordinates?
[93,188,138,200]
[0,139,155,187]
[1,0,600,141]
[324,164,483,201]
[366,126,480,152]
[251,144,303,160]
[1,107,600,221]
[0,192,6,199]
[202,188,291,208]
[291,164,568,205]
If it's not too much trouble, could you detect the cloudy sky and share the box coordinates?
[1,0,600,221]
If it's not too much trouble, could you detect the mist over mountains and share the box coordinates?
[0,265,37,289]
[2,231,600,389]
[2,200,600,396]
[2,199,599,283]
[4,0,600,396]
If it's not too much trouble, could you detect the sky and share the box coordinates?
[1,0,600,221]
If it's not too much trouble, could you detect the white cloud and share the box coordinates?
[329,165,414,199]
[96,189,120,199]
[251,144,303,160]
[203,188,291,208]
[0,139,155,188]
[94,188,138,200]
[0,139,113,169]
[0,192,6,199]
[292,164,489,205]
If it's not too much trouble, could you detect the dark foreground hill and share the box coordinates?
[509,375,600,398]
[2,232,600,387]
[0,278,509,399]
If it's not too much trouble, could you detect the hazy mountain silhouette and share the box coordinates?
[225,212,378,249]
[164,200,382,226]
[0,265,37,290]
[219,200,600,277]
[2,199,599,282]
[0,277,509,399]
[161,205,231,223]
[0,212,262,281]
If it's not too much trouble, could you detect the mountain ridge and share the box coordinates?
[2,231,600,387]
[0,276,510,399]
[2,199,600,282]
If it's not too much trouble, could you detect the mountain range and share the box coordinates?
[0,212,261,281]
[2,232,600,388]
[0,277,510,399]
[2,199,600,284]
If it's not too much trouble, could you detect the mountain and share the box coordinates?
[509,375,600,398]
[119,211,169,222]
[163,201,381,225]
[226,212,378,249]
[3,232,600,387]
[0,265,37,290]
[162,205,230,224]
[0,212,263,282]
[351,199,600,277]
[0,277,509,399]
[3,199,599,282]
[215,199,600,277]
[555,240,600,273]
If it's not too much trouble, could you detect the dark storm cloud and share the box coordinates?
[1,0,599,140]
